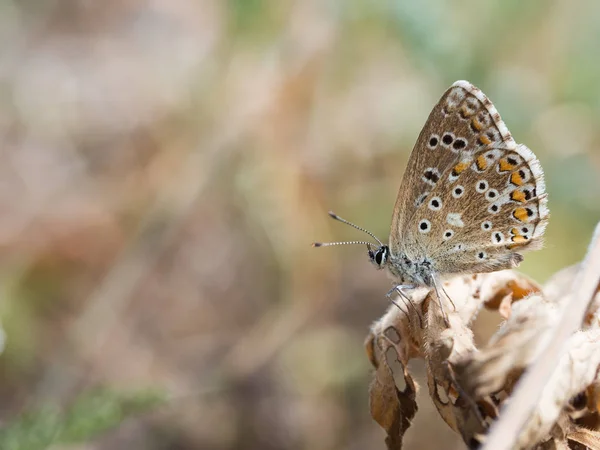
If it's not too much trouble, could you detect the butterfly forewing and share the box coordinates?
[389,80,546,276]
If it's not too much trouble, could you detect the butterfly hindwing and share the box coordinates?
[415,144,548,275]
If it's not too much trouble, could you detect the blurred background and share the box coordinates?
[0,0,598,449]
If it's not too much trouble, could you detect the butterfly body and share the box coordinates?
[369,246,433,286]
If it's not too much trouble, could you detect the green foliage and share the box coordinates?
[0,387,166,450]
[227,0,280,40]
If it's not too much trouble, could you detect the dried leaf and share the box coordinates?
[367,292,425,366]
[367,273,540,448]
[366,330,418,449]
[364,227,600,450]
[567,425,600,450]
[483,222,600,450]
[422,276,497,447]
[516,329,600,448]
[480,270,542,316]
[455,293,559,398]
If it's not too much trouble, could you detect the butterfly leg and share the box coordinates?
[385,286,408,317]
[386,284,423,328]
[386,296,409,318]
[440,282,457,311]
[431,276,450,327]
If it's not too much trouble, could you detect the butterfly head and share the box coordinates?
[368,244,389,269]
[312,211,390,269]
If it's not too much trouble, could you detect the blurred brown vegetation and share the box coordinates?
[0,1,599,449]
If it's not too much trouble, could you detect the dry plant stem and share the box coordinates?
[482,222,600,450]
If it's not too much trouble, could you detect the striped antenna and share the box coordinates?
[312,240,373,248]
[324,211,384,246]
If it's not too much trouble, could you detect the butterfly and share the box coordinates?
[314,80,548,318]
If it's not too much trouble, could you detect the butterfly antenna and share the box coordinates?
[326,211,384,246]
[312,240,373,248]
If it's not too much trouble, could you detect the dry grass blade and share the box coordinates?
[482,221,600,450]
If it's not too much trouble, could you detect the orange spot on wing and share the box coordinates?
[479,134,492,146]
[507,240,529,249]
[513,207,529,222]
[511,190,526,203]
[509,227,528,244]
[452,162,468,176]
[460,104,473,118]
[507,232,529,248]
[499,158,516,172]
[471,117,483,131]
[476,155,488,171]
[510,171,524,186]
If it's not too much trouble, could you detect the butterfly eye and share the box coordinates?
[374,246,388,267]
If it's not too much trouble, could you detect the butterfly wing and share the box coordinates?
[389,81,519,263]
[417,143,548,275]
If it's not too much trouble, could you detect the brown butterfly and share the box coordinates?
[314,81,548,319]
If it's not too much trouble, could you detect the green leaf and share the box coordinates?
[0,387,167,449]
